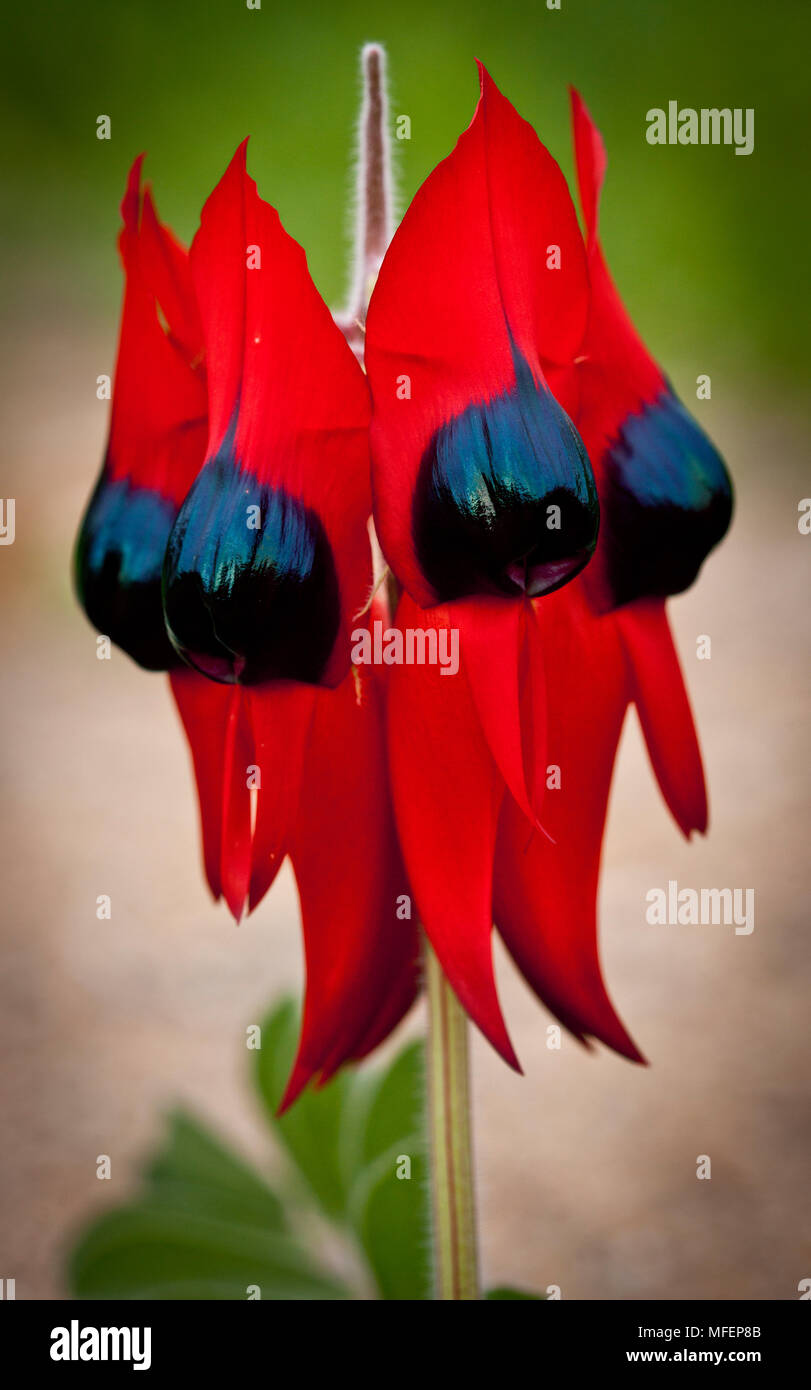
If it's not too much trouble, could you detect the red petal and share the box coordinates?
[279,663,419,1110]
[616,600,708,838]
[341,946,421,1068]
[570,89,664,430]
[570,91,664,607]
[245,682,317,913]
[108,158,207,503]
[169,668,234,902]
[138,188,204,369]
[189,143,373,685]
[387,592,520,1070]
[219,687,254,922]
[366,63,588,605]
[452,595,544,828]
[493,583,644,1062]
[518,598,550,822]
[170,671,322,921]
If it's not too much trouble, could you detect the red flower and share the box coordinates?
[74,157,208,669]
[569,88,731,839]
[366,65,730,1070]
[75,154,419,1104]
[169,147,419,1098]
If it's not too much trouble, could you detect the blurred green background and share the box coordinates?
[2,0,809,393]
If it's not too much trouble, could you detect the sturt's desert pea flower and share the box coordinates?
[366,64,731,1071]
[74,153,419,1105]
[568,89,733,839]
[163,142,374,918]
[74,157,208,670]
[365,64,633,1068]
[163,143,419,1099]
[486,92,734,1066]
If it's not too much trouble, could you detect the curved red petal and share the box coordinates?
[569,86,606,252]
[518,598,550,823]
[108,158,208,503]
[139,188,204,368]
[340,946,421,1068]
[452,595,542,828]
[279,663,419,1110]
[220,687,254,922]
[570,89,664,435]
[616,600,708,838]
[245,682,317,912]
[570,89,732,620]
[189,143,373,684]
[366,64,588,605]
[493,583,644,1062]
[495,797,644,1062]
[387,592,520,1070]
[169,668,234,902]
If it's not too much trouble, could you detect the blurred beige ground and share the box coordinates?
[1,314,809,1300]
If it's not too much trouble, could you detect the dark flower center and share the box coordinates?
[162,451,340,685]
[597,387,733,608]
[413,352,599,602]
[74,472,178,671]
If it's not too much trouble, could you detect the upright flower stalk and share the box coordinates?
[336,43,394,350]
[425,943,479,1300]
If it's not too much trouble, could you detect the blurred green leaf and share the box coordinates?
[349,1143,432,1301]
[252,998,354,1218]
[67,1000,433,1301]
[486,1286,544,1300]
[335,1039,425,1188]
[142,1109,286,1231]
[358,1041,426,1168]
[253,1000,432,1299]
[69,1204,351,1301]
[344,1041,432,1300]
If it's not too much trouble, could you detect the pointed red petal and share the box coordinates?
[495,798,644,1062]
[616,600,708,837]
[569,86,606,251]
[570,88,664,429]
[279,662,419,1110]
[341,946,421,1068]
[108,159,208,503]
[366,64,588,605]
[168,667,234,901]
[245,682,317,912]
[139,188,204,368]
[570,90,732,615]
[452,595,542,828]
[493,583,644,1062]
[518,598,550,822]
[387,592,520,1070]
[219,688,254,922]
[189,143,373,684]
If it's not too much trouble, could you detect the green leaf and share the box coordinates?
[68,1204,351,1301]
[142,1109,285,1231]
[343,1041,432,1300]
[252,998,355,1219]
[349,1141,432,1300]
[66,1105,353,1300]
[485,1286,544,1300]
[253,1001,432,1298]
[358,1041,426,1168]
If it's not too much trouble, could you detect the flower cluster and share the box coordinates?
[75,58,731,1102]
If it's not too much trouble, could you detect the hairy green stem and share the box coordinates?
[425,939,480,1300]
